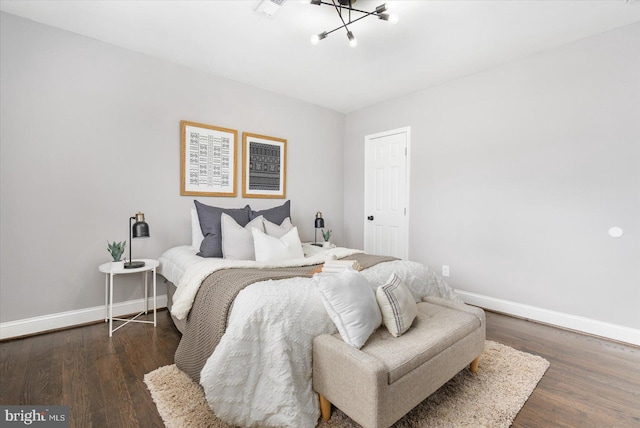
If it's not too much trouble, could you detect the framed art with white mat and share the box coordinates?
[180,120,237,197]
[242,132,287,199]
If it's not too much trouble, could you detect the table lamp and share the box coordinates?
[125,212,150,269]
[313,211,324,247]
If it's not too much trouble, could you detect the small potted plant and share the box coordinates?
[321,229,332,248]
[107,241,126,268]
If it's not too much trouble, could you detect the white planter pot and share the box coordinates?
[322,241,331,249]
[111,261,124,269]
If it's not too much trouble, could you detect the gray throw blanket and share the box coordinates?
[174,253,396,382]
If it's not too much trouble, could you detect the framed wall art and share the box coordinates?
[180,120,237,197]
[242,132,287,199]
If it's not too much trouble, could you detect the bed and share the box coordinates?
[158,202,461,428]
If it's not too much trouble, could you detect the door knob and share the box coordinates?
[367,215,374,221]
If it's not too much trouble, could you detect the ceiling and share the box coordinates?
[2,0,640,113]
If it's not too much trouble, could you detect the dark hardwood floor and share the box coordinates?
[488,312,640,428]
[1,309,639,427]
[0,311,180,427]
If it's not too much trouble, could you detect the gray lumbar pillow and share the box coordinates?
[194,200,251,258]
[249,200,290,225]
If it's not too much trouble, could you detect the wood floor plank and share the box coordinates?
[485,311,640,428]
[21,331,54,405]
[84,324,111,428]
[117,323,166,427]
[63,323,96,427]
[0,337,29,404]
[1,308,639,428]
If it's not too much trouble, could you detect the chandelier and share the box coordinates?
[309,0,399,47]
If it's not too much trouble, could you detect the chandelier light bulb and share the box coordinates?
[376,3,388,14]
[389,13,399,24]
[311,31,327,45]
[347,31,358,47]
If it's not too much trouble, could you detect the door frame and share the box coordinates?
[363,126,411,259]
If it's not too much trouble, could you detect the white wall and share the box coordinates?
[345,23,640,332]
[2,11,638,343]
[0,12,344,324]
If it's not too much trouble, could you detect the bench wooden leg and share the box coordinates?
[470,356,480,373]
[319,394,331,420]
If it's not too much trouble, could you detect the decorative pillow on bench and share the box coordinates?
[376,273,417,337]
[314,269,382,349]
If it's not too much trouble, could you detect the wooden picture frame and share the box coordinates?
[242,132,287,199]
[180,120,237,197]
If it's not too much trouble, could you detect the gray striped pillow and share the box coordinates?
[376,273,417,337]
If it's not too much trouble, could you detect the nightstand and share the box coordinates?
[98,259,159,337]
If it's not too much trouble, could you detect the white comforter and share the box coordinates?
[163,244,364,320]
[196,256,460,427]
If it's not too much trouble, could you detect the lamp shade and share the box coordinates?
[313,211,325,246]
[125,212,149,269]
[315,212,325,229]
[132,212,150,238]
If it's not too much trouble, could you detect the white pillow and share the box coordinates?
[221,213,264,260]
[376,273,417,337]
[191,208,205,250]
[252,226,304,262]
[314,269,382,349]
[263,217,294,238]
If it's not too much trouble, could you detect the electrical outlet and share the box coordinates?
[442,265,450,277]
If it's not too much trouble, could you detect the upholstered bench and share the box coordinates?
[312,296,486,428]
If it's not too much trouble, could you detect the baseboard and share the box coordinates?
[457,290,640,347]
[0,295,168,340]
[5,291,638,346]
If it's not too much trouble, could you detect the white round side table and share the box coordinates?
[98,259,159,337]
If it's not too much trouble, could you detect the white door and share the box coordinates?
[364,127,410,259]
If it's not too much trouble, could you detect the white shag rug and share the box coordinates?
[144,340,549,428]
